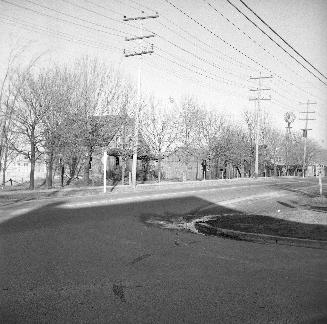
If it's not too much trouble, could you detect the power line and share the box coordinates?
[145,57,249,103]
[224,0,327,86]
[145,52,250,101]
[60,0,146,34]
[22,0,125,34]
[238,0,327,82]
[54,0,259,84]
[83,0,122,16]
[205,1,322,94]
[123,0,259,73]
[163,0,322,100]
[152,33,250,82]
[75,0,267,88]
[155,47,248,89]
[155,20,250,79]
[114,0,146,13]
[57,0,324,102]
[0,14,122,52]
[60,0,125,25]
[160,15,258,73]
[154,51,248,92]
[163,0,270,74]
[1,0,125,38]
[1,2,249,91]
[126,0,155,14]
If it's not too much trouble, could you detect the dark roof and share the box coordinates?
[92,114,151,157]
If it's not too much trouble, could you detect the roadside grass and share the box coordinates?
[205,213,327,241]
[203,193,327,241]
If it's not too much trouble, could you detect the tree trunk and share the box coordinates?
[66,156,77,185]
[84,148,92,185]
[121,158,126,185]
[61,164,64,187]
[158,154,162,183]
[84,156,90,184]
[46,151,53,189]
[2,144,8,186]
[29,135,35,190]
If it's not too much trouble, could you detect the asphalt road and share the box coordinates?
[1,178,327,323]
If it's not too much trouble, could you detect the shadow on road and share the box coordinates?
[1,195,326,240]
[1,194,327,323]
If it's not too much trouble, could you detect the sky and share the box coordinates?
[0,0,326,147]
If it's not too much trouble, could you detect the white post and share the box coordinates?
[103,151,107,193]
[319,170,322,198]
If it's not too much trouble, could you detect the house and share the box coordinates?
[161,147,241,181]
[86,115,153,183]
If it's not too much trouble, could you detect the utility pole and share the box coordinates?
[123,11,158,188]
[299,100,316,177]
[249,73,272,178]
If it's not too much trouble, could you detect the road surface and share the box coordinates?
[1,177,326,323]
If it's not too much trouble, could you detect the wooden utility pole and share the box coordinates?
[249,73,272,177]
[299,100,316,177]
[123,12,158,188]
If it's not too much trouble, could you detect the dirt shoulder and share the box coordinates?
[199,193,327,242]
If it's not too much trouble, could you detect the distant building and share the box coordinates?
[1,155,46,184]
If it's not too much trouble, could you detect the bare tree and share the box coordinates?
[0,42,37,185]
[263,127,284,176]
[176,96,205,180]
[70,56,125,184]
[141,97,179,182]
[198,110,226,178]
[39,66,78,188]
[10,68,49,189]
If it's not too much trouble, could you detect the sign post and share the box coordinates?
[103,151,107,193]
[318,168,322,200]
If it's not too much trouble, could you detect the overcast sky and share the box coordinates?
[0,0,326,147]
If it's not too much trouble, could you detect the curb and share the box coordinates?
[194,222,327,250]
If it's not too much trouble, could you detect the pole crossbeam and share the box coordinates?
[249,98,271,101]
[125,34,155,41]
[124,49,154,57]
[123,14,159,21]
[249,88,271,91]
[249,75,273,80]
